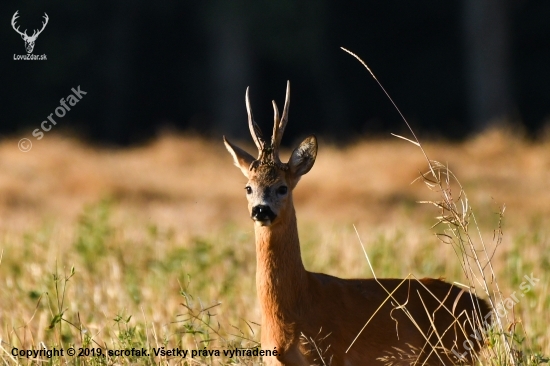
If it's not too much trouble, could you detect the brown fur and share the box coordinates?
[224,82,489,365]
[252,198,489,365]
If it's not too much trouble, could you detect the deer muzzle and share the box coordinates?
[251,205,276,225]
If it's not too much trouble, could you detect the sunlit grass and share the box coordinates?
[0,131,548,364]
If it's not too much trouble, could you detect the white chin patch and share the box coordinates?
[255,220,272,227]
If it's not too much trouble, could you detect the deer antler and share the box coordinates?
[272,81,290,148]
[31,13,49,39]
[246,87,265,152]
[245,82,291,170]
[11,11,48,40]
[11,11,27,38]
[270,81,290,166]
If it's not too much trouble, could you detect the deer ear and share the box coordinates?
[289,135,317,181]
[223,136,255,178]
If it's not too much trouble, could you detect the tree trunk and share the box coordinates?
[463,0,512,132]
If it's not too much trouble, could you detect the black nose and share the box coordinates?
[251,205,276,222]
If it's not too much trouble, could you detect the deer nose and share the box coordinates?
[251,205,276,222]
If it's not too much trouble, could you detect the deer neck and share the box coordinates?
[254,205,308,319]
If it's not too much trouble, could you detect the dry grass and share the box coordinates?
[0,129,548,364]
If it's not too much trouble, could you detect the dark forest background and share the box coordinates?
[2,1,550,145]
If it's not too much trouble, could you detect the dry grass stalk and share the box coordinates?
[342,47,547,365]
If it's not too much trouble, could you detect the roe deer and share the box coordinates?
[223,81,490,366]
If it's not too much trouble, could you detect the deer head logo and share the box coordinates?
[11,11,49,54]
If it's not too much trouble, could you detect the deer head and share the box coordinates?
[224,81,317,227]
[12,11,49,54]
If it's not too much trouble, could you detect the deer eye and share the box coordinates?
[277,186,288,195]
[245,186,252,195]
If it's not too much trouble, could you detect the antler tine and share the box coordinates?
[246,87,264,151]
[273,81,290,148]
[11,10,19,24]
[271,100,280,145]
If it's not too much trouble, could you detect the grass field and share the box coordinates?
[0,129,548,365]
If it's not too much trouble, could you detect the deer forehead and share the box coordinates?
[248,165,288,187]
